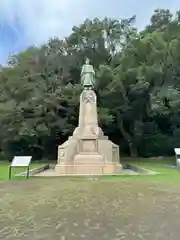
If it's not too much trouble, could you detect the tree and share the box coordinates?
[1,10,180,159]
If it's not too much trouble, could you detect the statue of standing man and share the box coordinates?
[81,58,95,90]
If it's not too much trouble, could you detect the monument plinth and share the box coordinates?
[55,59,122,175]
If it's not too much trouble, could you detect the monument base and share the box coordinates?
[55,89,122,176]
[55,163,122,176]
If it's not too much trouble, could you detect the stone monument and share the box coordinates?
[55,58,122,175]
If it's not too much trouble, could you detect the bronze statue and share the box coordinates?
[81,58,95,89]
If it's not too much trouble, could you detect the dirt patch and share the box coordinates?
[0,179,180,240]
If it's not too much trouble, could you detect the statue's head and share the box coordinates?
[85,58,90,65]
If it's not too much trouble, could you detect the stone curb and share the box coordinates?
[124,164,160,175]
[15,164,50,177]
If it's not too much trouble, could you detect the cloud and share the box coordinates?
[0,0,87,64]
[0,0,179,64]
[0,0,83,46]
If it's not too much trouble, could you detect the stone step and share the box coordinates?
[73,153,105,165]
[77,152,106,156]
[74,165,103,175]
[55,163,122,175]
[74,162,104,165]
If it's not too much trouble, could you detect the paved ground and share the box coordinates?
[35,168,140,176]
[0,178,180,240]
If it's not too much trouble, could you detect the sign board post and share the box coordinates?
[9,156,32,179]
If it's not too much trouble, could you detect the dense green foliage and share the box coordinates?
[1,9,180,160]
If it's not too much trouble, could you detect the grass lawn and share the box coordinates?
[0,158,180,239]
[0,162,44,180]
[127,157,180,183]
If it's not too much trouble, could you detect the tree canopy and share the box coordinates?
[0,8,180,160]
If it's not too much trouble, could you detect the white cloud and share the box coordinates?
[0,0,179,47]
[0,0,86,46]
[0,0,179,65]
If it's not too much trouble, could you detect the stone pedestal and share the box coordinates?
[55,90,122,175]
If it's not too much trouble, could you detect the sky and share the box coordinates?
[0,0,179,65]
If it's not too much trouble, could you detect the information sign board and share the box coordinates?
[9,156,32,179]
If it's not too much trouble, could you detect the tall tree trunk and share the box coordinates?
[117,113,138,157]
[128,141,138,158]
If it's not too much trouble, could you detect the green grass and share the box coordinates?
[0,157,180,239]
[0,162,44,180]
[122,156,176,165]
[127,157,180,183]
[0,157,179,182]
[98,157,180,183]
